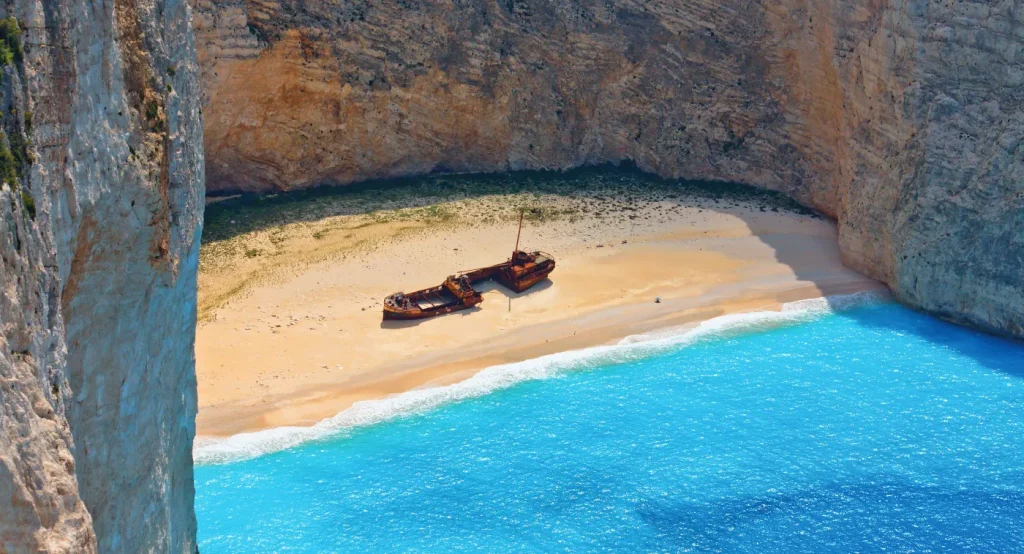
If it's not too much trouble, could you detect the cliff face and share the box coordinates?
[0,0,203,548]
[0,129,96,552]
[194,0,1023,340]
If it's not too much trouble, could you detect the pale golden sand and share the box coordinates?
[196,182,883,436]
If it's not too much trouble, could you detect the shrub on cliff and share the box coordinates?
[0,130,17,186]
[0,17,22,66]
[20,187,34,217]
[0,130,33,217]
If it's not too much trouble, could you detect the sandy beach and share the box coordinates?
[195,172,884,436]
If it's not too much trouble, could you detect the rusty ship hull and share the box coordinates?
[383,251,555,321]
[495,251,555,293]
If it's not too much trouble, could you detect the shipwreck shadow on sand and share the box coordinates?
[378,306,483,330]
[377,279,553,330]
[476,278,553,299]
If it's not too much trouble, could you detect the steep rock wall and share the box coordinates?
[0,132,96,552]
[0,15,98,554]
[195,0,1023,339]
[1,0,204,548]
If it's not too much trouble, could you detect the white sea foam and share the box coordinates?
[193,290,890,465]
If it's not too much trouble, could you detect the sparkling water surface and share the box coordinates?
[195,302,1024,552]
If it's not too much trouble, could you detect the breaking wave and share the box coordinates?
[193,290,889,465]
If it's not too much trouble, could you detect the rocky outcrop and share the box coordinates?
[194,0,1024,340]
[1,0,204,548]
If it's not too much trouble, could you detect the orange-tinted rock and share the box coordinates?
[195,0,1024,339]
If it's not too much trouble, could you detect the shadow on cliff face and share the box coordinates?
[203,163,1021,375]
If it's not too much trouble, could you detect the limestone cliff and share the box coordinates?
[195,0,1023,340]
[0,0,203,548]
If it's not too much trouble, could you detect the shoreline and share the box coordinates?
[195,174,884,439]
[197,282,885,439]
[194,288,890,464]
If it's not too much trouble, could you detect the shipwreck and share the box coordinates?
[383,214,555,321]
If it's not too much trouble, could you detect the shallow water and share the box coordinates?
[195,301,1024,552]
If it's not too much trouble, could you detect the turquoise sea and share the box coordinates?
[195,296,1024,553]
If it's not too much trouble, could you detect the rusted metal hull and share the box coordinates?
[383,275,484,321]
[496,258,556,293]
[382,297,482,320]
[507,266,554,293]
[383,251,555,321]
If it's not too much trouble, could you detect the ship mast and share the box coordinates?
[513,210,524,259]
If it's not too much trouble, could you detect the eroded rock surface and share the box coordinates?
[1,0,204,548]
[1,163,96,554]
[194,0,1023,339]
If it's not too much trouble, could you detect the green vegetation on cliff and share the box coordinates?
[0,17,22,65]
[0,131,17,186]
[0,17,34,218]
